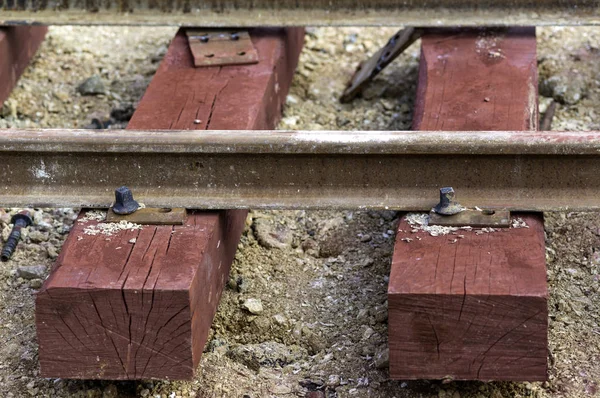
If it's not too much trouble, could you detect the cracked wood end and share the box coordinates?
[35,27,305,380]
[36,210,245,379]
[388,27,548,381]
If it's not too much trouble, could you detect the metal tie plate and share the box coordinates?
[428,209,511,228]
[106,207,187,225]
[186,29,259,68]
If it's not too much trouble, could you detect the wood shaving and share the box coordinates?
[405,213,530,237]
[80,210,106,222]
[83,220,142,236]
[511,217,530,228]
[404,213,458,236]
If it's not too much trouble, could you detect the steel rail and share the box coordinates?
[1,1,600,26]
[1,129,600,211]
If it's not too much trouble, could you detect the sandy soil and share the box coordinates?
[0,26,599,398]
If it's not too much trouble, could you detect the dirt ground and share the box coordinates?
[0,26,599,398]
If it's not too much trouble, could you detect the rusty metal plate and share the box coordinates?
[428,209,511,228]
[106,207,187,225]
[341,27,423,102]
[186,30,258,67]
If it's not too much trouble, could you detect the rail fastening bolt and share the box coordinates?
[1,210,33,262]
[112,186,140,215]
[433,187,464,215]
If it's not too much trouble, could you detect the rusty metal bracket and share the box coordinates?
[186,29,259,68]
[106,207,187,225]
[341,27,424,103]
[428,209,511,228]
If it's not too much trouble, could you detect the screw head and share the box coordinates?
[433,187,464,215]
[112,186,140,215]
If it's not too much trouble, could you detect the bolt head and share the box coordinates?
[434,187,463,215]
[11,210,33,226]
[112,186,140,215]
[439,187,455,202]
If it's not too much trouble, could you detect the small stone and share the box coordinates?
[236,276,251,293]
[282,116,299,126]
[193,119,201,124]
[371,304,388,323]
[373,347,389,369]
[86,388,102,398]
[360,234,372,242]
[362,326,375,340]
[357,308,369,321]
[29,279,43,289]
[0,98,17,118]
[102,384,118,398]
[28,230,49,243]
[273,313,288,325]
[327,374,341,387]
[286,94,299,104]
[77,75,106,96]
[253,218,292,250]
[301,238,319,256]
[242,298,263,314]
[381,99,395,110]
[206,337,229,354]
[47,246,59,259]
[228,276,238,290]
[16,265,46,280]
[540,72,587,105]
[53,90,71,102]
[140,389,150,397]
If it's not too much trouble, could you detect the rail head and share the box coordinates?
[1,129,600,155]
[2,1,600,26]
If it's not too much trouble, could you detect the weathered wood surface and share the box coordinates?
[130,28,303,131]
[388,27,548,381]
[0,26,47,107]
[413,27,538,132]
[36,27,304,380]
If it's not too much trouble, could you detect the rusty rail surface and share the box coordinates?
[1,0,600,26]
[1,128,600,210]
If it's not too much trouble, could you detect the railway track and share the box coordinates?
[0,16,593,386]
